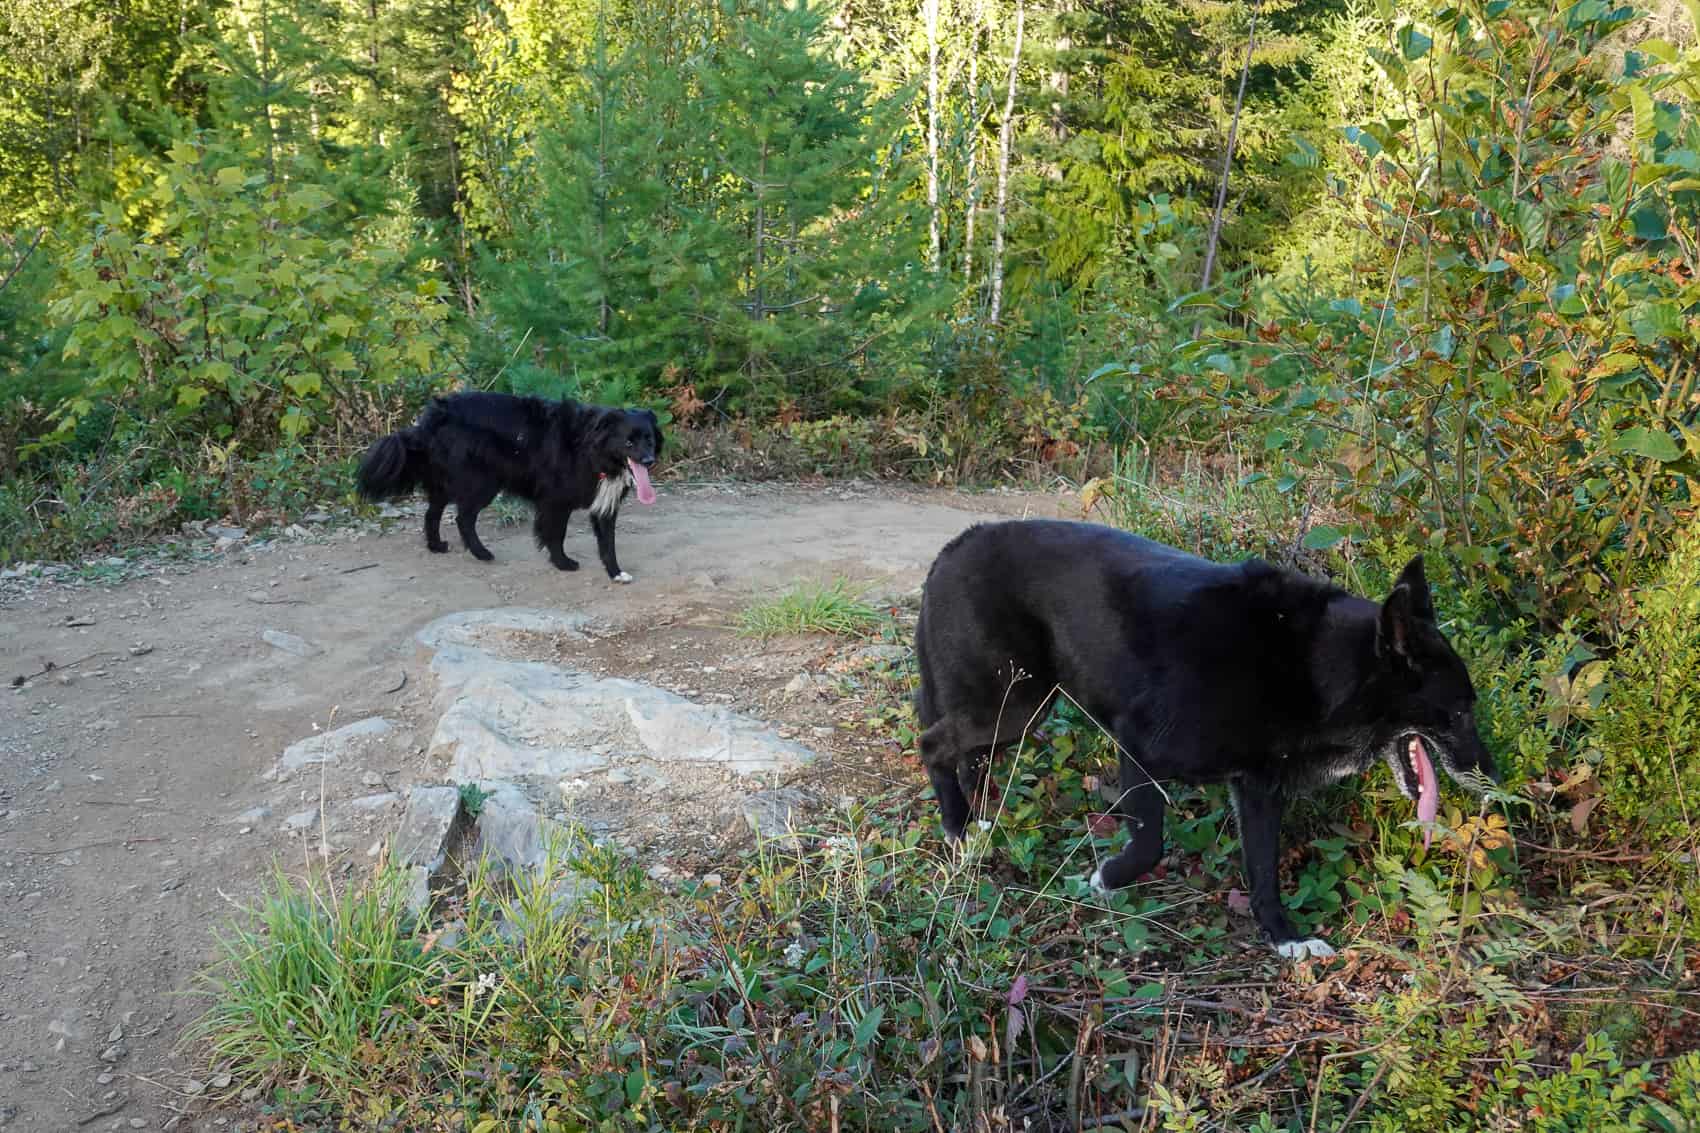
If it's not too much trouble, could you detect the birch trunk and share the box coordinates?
[1199,0,1260,292]
[989,0,1024,327]
[925,0,941,273]
[962,0,982,283]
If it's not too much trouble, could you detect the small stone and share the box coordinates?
[280,808,318,833]
[360,770,385,788]
[107,1024,123,1043]
[261,629,321,658]
[99,1042,126,1063]
[159,877,184,893]
[130,1119,148,1129]
[128,644,153,657]
[41,780,62,793]
[702,873,723,889]
[96,1072,114,1085]
[232,805,270,824]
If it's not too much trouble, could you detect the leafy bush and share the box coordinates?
[47,135,448,450]
[1129,0,1699,630]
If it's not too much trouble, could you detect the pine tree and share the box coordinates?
[478,18,691,399]
[683,0,927,409]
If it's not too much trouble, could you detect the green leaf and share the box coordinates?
[214,166,246,190]
[1302,526,1347,550]
[1514,201,1548,249]
[851,1005,884,1048]
[1630,302,1683,344]
[1397,24,1433,60]
[1629,84,1656,149]
[1611,427,1681,462]
[284,371,323,397]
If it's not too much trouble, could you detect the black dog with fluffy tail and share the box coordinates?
[914,519,1499,959]
[356,391,662,582]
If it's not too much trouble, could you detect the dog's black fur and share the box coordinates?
[914,519,1498,956]
[355,392,662,581]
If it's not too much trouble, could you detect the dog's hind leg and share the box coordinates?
[453,486,499,561]
[534,504,579,571]
[1229,777,1333,959]
[919,718,974,840]
[1089,748,1165,893]
[424,488,449,554]
[590,514,630,582]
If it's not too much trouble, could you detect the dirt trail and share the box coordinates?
[0,482,1072,1131]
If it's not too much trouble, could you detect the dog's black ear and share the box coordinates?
[1377,556,1433,662]
[1394,555,1434,621]
[645,409,664,457]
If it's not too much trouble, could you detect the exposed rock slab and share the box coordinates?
[267,717,395,781]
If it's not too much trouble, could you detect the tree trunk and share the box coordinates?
[989,0,1024,327]
[925,0,941,273]
[962,0,982,283]
[1199,0,1259,293]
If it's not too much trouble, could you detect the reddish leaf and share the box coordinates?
[1008,973,1028,1006]
[1226,889,1252,915]
[1086,812,1119,837]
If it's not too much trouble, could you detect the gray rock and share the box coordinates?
[851,643,908,667]
[414,608,594,653]
[267,717,394,780]
[231,805,270,824]
[393,787,463,875]
[471,784,566,877]
[347,792,400,814]
[740,789,811,845]
[429,659,814,783]
[261,628,321,658]
[402,865,432,916]
[207,525,246,542]
[782,673,834,699]
[280,808,318,834]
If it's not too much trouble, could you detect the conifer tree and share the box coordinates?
[683,0,926,408]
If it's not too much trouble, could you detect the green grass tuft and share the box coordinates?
[736,578,884,639]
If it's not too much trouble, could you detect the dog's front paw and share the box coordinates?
[1088,867,1110,896]
[427,541,449,554]
[612,571,634,584]
[552,556,580,572]
[1274,938,1336,961]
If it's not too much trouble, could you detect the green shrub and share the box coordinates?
[47,134,448,451]
[1119,0,1700,631]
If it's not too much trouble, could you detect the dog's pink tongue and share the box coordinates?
[628,459,657,505]
[1413,736,1439,848]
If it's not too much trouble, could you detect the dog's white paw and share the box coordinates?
[1088,867,1109,896]
[1274,937,1336,961]
[613,571,634,584]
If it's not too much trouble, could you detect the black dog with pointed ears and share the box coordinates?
[914,519,1499,959]
[356,391,662,582]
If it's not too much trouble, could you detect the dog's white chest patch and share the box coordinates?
[590,470,631,518]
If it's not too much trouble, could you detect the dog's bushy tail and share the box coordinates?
[355,428,426,501]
